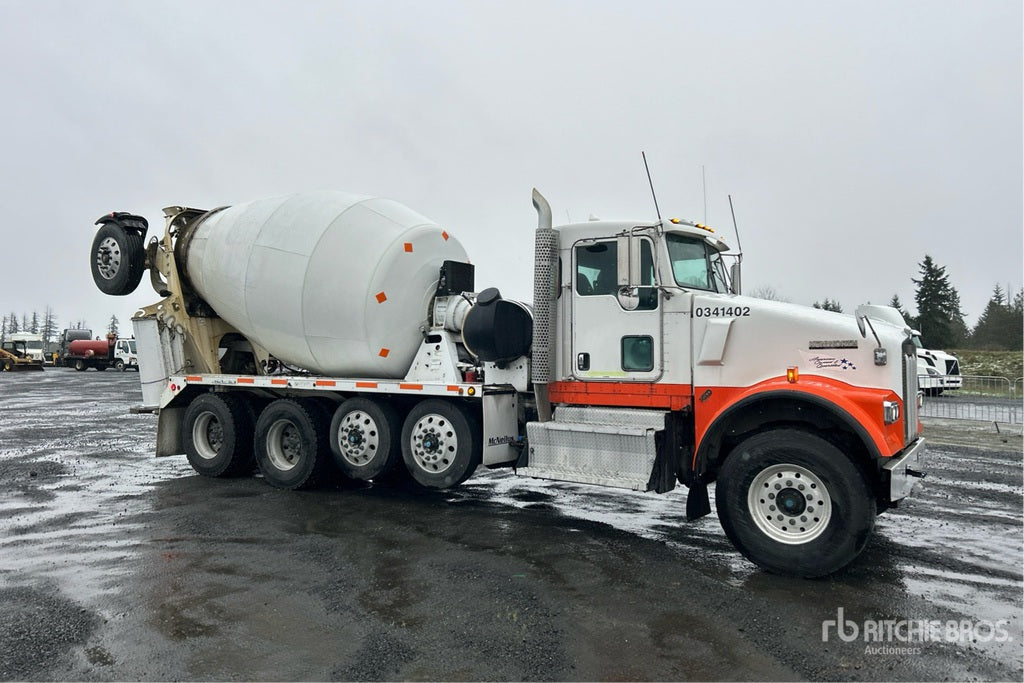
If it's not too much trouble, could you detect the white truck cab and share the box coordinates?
[114,338,139,371]
[9,333,44,363]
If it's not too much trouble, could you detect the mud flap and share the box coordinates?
[686,481,711,520]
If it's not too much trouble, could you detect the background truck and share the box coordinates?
[61,333,139,371]
[8,332,45,364]
[55,328,92,366]
[89,190,925,578]
[0,338,45,371]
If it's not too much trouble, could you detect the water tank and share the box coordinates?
[68,339,111,357]
[183,191,469,378]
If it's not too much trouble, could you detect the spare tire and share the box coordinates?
[90,222,146,295]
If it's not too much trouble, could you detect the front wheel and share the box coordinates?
[400,399,481,489]
[115,360,125,371]
[74,360,86,371]
[1,360,11,372]
[715,429,876,578]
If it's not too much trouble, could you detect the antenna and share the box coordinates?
[728,194,744,255]
[728,194,744,295]
[642,151,662,222]
[702,165,708,224]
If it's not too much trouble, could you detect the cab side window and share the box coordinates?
[575,242,616,296]
[575,240,658,310]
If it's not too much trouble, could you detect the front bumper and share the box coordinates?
[884,437,926,502]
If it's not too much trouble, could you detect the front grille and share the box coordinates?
[903,347,919,444]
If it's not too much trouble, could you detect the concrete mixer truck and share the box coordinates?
[88,190,925,577]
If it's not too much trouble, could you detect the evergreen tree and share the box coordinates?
[107,315,119,337]
[1012,291,1024,350]
[8,312,18,334]
[971,286,1009,349]
[812,298,843,313]
[972,285,1024,350]
[887,294,913,327]
[912,255,967,349]
[0,314,7,341]
[29,311,39,334]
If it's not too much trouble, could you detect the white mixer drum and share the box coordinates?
[185,191,468,377]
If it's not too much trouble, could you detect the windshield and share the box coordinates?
[666,233,729,292]
[26,340,42,351]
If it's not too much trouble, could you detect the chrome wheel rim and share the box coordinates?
[96,236,123,280]
[409,413,456,473]
[337,410,379,467]
[748,463,832,544]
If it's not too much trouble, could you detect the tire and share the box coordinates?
[1,360,11,372]
[254,398,331,490]
[115,360,125,371]
[90,223,146,296]
[715,429,876,578]
[181,393,255,477]
[400,399,481,489]
[329,397,402,481]
[74,359,86,372]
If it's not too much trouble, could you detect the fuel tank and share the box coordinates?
[182,191,468,378]
[68,339,111,357]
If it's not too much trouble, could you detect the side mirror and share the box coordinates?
[616,234,643,286]
[616,234,631,287]
[616,287,640,311]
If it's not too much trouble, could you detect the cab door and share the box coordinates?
[570,237,662,382]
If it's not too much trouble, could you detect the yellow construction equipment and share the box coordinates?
[0,340,45,371]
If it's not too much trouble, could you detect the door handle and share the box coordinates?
[577,352,590,371]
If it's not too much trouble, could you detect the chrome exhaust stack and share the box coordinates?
[531,189,558,422]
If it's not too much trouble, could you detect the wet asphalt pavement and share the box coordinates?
[1,369,1021,681]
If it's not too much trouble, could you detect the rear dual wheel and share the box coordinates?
[330,397,402,481]
[400,399,481,489]
[255,398,332,490]
[182,393,255,477]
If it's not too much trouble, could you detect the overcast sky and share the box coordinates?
[0,0,1020,338]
